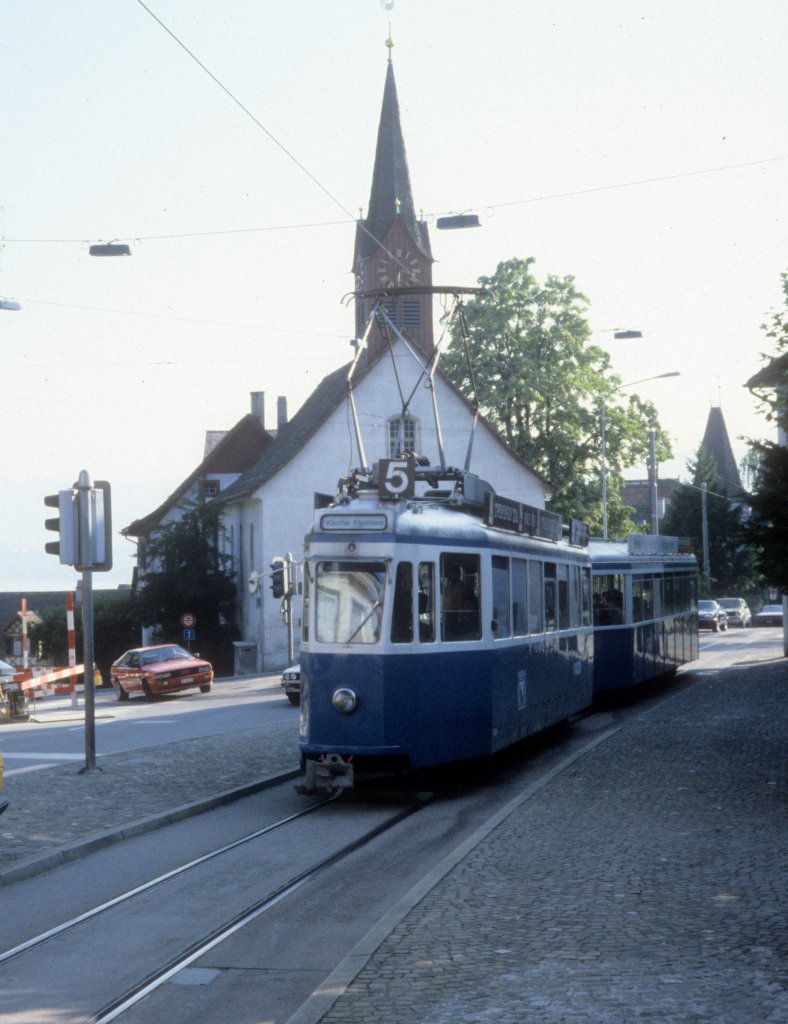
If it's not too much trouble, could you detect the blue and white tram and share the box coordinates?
[589,535,699,693]
[298,470,594,793]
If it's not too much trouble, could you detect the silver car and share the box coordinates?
[281,664,301,706]
[716,598,751,628]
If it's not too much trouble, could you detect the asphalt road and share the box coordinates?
[1,628,783,776]
[0,672,291,775]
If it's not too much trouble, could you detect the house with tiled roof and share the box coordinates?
[220,55,556,671]
[122,396,273,644]
[746,351,788,447]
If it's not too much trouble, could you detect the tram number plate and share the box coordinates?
[379,459,415,499]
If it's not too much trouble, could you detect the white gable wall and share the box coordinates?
[231,344,551,671]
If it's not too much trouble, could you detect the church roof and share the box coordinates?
[220,345,555,503]
[700,406,742,495]
[123,414,272,538]
[354,60,432,266]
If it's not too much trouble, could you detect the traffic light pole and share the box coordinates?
[77,472,98,773]
[44,469,112,773]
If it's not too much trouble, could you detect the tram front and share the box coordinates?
[298,503,404,793]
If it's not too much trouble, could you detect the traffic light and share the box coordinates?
[89,480,113,572]
[44,490,79,565]
[44,479,112,571]
[270,558,286,599]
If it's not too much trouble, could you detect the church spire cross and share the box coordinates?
[385,29,394,62]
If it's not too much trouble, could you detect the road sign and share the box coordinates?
[183,627,196,641]
[180,613,196,628]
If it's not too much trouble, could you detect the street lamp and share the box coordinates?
[601,371,680,541]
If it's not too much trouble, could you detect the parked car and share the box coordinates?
[111,644,213,701]
[697,600,728,632]
[716,598,752,628]
[281,664,301,706]
[754,604,784,627]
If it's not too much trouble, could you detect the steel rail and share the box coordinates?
[89,798,429,1024]
[0,795,336,965]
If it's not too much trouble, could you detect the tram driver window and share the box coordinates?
[391,562,413,643]
[418,562,435,642]
[440,554,480,641]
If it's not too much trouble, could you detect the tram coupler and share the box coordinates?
[296,754,354,795]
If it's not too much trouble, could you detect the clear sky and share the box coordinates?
[2,0,786,592]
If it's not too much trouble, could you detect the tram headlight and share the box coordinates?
[331,687,358,714]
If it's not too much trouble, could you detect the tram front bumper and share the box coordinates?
[296,754,354,795]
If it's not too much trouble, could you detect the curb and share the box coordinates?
[0,768,300,888]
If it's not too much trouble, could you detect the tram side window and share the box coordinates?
[593,574,624,626]
[633,574,653,622]
[302,567,310,642]
[528,560,543,633]
[581,567,592,627]
[652,575,663,618]
[417,562,436,642]
[391,562,413,643]
[440,553,481,641]
[544,562,557,632]
[664,574,676,616]
[492,556,511,638]
[512,558,528,636]
[557,563,569,630]
[568,564,585,628]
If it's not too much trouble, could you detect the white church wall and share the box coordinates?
[231,344,552,671]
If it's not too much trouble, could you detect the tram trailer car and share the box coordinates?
[298,482,594,793]
[589,535,699,693]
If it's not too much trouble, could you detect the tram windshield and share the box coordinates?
[315,560,387,644]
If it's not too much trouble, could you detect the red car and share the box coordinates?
[111,644,213,701]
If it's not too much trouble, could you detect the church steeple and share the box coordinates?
[700,405,742,495]
[354,51,434,359]
[357,60,431,266]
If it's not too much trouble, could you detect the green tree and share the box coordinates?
[743,441,788,589]
[442,258,671,537]
[135,497,238,674]
[660,448,758,596]
[742,270,788,588]
[29,591,140,682]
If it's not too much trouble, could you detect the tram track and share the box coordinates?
[0,795,337,966]
[0,789,430,1024]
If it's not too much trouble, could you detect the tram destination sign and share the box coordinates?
[320,512,389,532]
[484,492,563,543]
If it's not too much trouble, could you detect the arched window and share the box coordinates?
[388,415,417,458]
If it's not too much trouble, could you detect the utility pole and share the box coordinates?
[648,429,659,536]
[701,482,710,593]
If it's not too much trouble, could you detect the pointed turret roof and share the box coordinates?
[354,60,432,266]
[700,406,742,495]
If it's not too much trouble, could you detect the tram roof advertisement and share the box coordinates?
[483,492,565,543]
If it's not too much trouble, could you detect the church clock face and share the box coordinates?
[378,249,421,286]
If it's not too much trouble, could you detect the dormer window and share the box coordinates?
[200,480,221,498]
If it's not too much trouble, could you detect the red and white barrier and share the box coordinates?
[16,665,85,698]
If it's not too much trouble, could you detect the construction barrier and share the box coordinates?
[19,665,85,699]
